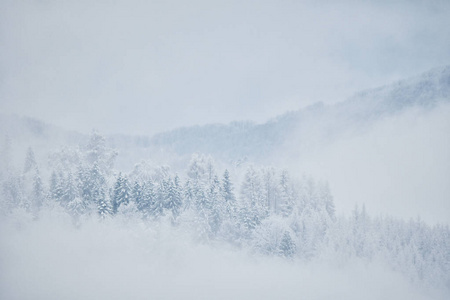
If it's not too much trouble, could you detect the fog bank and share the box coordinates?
[285,103,450,224]
[0,210,445,300]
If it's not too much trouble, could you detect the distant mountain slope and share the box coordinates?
[337,65,450,120]
[2,65,449,168]
[146,65,450,161]
[0,114,83,143]
[0,114,85,169]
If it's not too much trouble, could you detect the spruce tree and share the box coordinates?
[222,169,236,217]
[49,171,64,203]
[279,231,296,258]
[97,191,112,219]
[279,170,294,217]
[167,175,183,219]
[208,175,223,235]
[32,167,44,214]
[240,166,265,229]
[62,172,77,207]
[140,180,156,218]
[23,147,37,174]
[150,179,167,218]
[112,173,131,214]
[132,181,143,208]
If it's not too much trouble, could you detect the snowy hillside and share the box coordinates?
[1,66,450,300]
[2,66,449,169]
[146,65,450,162]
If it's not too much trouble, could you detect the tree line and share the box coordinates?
[0,132,449,291]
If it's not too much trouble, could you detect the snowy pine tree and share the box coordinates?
[132,181,143,208]
[49,171,64,203]
[165,175,183,220]
[279,170,295,217]
[279,231,296,258]
[97,192,112,219]
[140,180,156,219]
[222,169,236,218]
[23,147,37,174]
[112,173,131,214]
[62,172,77,207]
[31,167,44,215]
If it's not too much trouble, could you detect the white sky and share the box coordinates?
[1,0,450,135]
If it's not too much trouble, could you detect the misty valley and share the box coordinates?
[1,0,450,292]
[1,135,449,295]
[1,64,450,299]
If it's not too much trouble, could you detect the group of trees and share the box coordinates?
[0,133,449,291]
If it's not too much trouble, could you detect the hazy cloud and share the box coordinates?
[1,211,443,300]
[285,102,450,224]
[1,0,450,135]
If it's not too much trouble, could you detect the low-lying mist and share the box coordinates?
[1,66,449,299]
[282,102,450,224]
[0,209,444,300]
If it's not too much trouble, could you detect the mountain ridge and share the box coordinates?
[147,65,450,161]
[1,65,449,168]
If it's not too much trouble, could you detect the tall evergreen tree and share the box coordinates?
[97,191,112,219]
[222,169,236,212]
[279,231,296,258]
[140,180,156,219]
[262,167,279,214]
[279,170,295,217]
[165,175,183,220]
[32,167,44,214]
[23,147,37,174]
[150,179,167,218]
[77,165,93,210]
[240,166,266,230]
[184,179,194,210]
[317,181,336,221]
[132,181,143,208]
[1,171,25,212]
[208,175,223,235]
[62,172,77,207]
[112,173,131,214]
[49,171,64,203]
[84,131,117,175]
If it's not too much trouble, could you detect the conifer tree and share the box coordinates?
[112,173,131,214]
[279,231,296,258]
[132,181,143,208]
[97,191,112,219]
[240,166,265,230]
[150,179,167,218]
[222,169,236,218]
[62,172,77,207]
[32,167,44,214]
[165,175,183,220]
[279,170,294,217]
[208,175,223,235]
[184,179,194,210]
[2,174,24,212]
[49,171,64,203]
[140,180,156,218]
[262,167,279,214]
[23,147,37,174]
[317,181,336,221]
[90,163,106,197]
[77,165,88,201]
[84,131,117,175]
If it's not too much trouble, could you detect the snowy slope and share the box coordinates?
[146,65,450,162]
[1,65,449,168]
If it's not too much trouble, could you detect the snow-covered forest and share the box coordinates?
[2,0,450,299]
[1,67,450,298]
[1,132,449,298]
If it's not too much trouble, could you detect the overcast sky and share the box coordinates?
[1,0,450,135]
